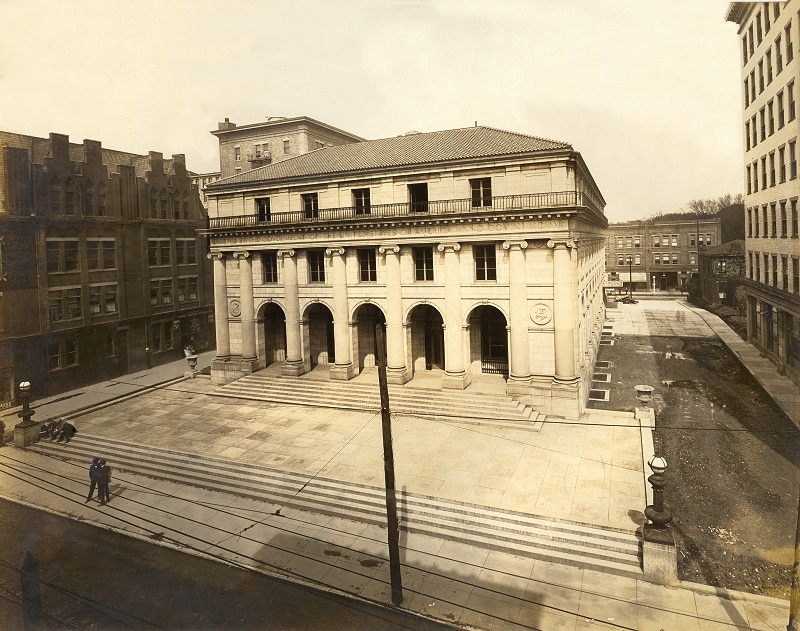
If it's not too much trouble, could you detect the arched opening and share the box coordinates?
[353,303,386,372]
[407,304,444,375]
[468,305,509,378]
[259,302,286,367]
[303,302,334,369]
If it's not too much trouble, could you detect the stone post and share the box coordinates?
[208,252,230,360]
[503,240,531,390]
[233,251,257,368]
[279,249,305,376]
[379,244,408,384]
[327,247,354,380]
[438,242,468,389]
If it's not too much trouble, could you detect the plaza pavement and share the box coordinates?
[0,300,794,629]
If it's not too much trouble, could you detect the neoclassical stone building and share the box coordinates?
[203,125,607,417]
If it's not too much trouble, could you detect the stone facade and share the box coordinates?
[727,1,800,386]
[203,125,607,418]
[0,130,215,404]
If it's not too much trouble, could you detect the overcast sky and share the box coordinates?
[0,0,744,222]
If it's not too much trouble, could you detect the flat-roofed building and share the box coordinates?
[203,125,607,418]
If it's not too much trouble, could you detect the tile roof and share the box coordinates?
[212,126,572,187]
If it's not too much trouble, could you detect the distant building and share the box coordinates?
[0,130,215,405]
[605,218,721,292]
[211,116,365,179]
[203,125,607,418]
[190,171,221,209]
[698,239,746,306]
[727,1,799,385]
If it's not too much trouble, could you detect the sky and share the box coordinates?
[0,0,745,222]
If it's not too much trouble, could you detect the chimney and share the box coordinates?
[218,117,236,131]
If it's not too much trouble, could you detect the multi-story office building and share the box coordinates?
[190,171,221,209]
[605,218,721,292]
[211,116,365,179]
[727,1,800,385]
[0,130,215,405]
[203,125,607,418]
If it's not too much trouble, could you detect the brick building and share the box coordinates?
[203,125,607,418]
[605,217,721,293]
[727,1,800,386]
[0,130,215,405]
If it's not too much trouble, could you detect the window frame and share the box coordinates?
[474,244,497,281]
[357,248,377,282]
[413,247,434,281]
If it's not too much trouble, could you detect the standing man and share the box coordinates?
[85,458,100,503]
[97,459,111,505]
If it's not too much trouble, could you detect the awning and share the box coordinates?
[621,272,648,282]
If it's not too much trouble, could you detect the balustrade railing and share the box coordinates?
[208,191,600,230]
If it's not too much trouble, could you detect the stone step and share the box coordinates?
[31,433,642,578]
[214,375,542,427]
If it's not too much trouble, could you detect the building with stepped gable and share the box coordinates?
[202,124,607,418]
[0,130,214,405]
[727,1,800,386]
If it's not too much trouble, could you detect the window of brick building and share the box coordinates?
[152,321,173,352]
[781,201,788,236]
[786,22,794,63]
[87,239,116,271]
[65,178,75,215]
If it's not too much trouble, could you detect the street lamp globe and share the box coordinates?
[649,455,667,474]
[19,381,31,393]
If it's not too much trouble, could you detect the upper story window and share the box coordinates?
[234,146,241,161]
[302,193,319,219]
[786,21,794,63]
[177,276,198,303]
[176,239,196,265]
[634,254,641,265]
[764,2,771,32]
[768,100,775,134]
[625,236,632,248]
[789,139,797,179]
[83,180,94,215]
[474,244,496,281]
[256,197,271,222]
[172,192,181,219]
[617,236,625,249]
[793,200,799,237]
[766,50,773,84]
[779,145,786,182]
[781,201,788,236]
[150,279,173,306]
[756,12,763,44]
[87,239,116,270]
[49,178,61,214]
[148,239,171,266]
[671,235,678,247]
[160,189,168,219]
[408,183,428,213]
[779,91,786,127]
[358,248,377,282]
[308,250,326,283]
[97,182,106,216]
[65,178,76,215]
[758,60,765,93]
[89,284,117,315]
[48,339,78,370]
[633,235,641,248]
[653,235,660,247]
[413,247,434,281]
[743,35,749,65]
[788,81,796,121]
[46,239,80,273]
[182,192,189,219]
[745,78,750,108]
[776,34,784,73]
[48,287,81,322]
[470,178,492,208]
[353,188,371,216]
[283,140,290,154]
[150,188,158,217]
[262,252,278,283]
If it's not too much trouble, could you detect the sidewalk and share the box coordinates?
[0,446,789,631]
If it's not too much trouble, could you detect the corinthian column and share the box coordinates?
[208,252,230,360]
[379,244,408,384]
[438,242,469,389]
[278,249,305,376]
[326,247,354,380]
[548,239,577,381]
[503,240,531,387]
[232,251,256,364]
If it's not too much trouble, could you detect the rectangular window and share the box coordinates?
[770,152,776,185]
[634,235,641,248]
[763,204,769,236]
[302,193,319,219]
[766,50,773,84]
[790,81,797,121]
[758,61,765,93]
[757,12,763,43]
[748,208,753,237]
[777,34,784,72]
[778,91,786,128]
[234,146,240,161]
[769,101,775,134]
[792,199,798,236]
[148,239,171,266]
[751,71,757,103]
[748,252,753,280]
[653,235,660,247]
[470,178,492,208]
[760,107,767,139]
[705,234,712,246]
[413,247,434,281]
[771,203,778,236]
[781,201,788,236]
[755,253,761,281]
[152,321,173,352]
[352,188,371,216]
[262,252,278,283]
[358,249,377,282]
[177,277,197,302]
[780,145,787,182]
[474,244,497,281]
[743,35,749,65]
[617,236,625,249]
[634,253,641,265]
[690,233,696,247]
[283,140,290,154]
[89,286,101,314]
[754,160,759,191]
[308,250,326,283]
[786,22,794,63]
[54,340,78,367]
[782,255,789,290]
[790,140,797,179]
[408,183,429,213]
[256,197,271,222]
[654,254,660,265]
[672,254,678,265]
[160,241,171,266]
[794,259,800,293]
[690,251,697,265]
[745,79,750,108]
[618,255,625,266]
[161,280,173,305]
[749,24,755,55]
[175,239,196,265]
[764,253,770,283]
[772,255,778,286]
[747,165,752,193]
[671,235,678,248]
[48,292,62,322]
[746,121,751,150]
[762,156,768,188]
[752,113,758,146]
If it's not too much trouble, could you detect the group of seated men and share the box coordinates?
[36,419,77,443]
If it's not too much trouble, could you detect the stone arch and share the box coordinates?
[352,302,386,372]
[257,300,287,367]
[405,302,445,375]
[466,303,509,378]
[301,301,335,370]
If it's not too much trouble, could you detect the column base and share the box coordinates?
[642,524,678,585]
[387,366,409,385]
[210,358,258,385]
[281,360,306,377]
[14,422,39,448]
[329,363,355,381]
[442,371,470,390]
[506,375,532,397]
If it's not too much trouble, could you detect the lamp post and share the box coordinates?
[644,455,672,529]
[14,381,39,448]
[628,255,633,299]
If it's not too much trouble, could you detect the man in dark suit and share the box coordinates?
[85,458,100,503]
[97,459,111,505]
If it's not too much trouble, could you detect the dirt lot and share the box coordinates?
[590,334,800,599]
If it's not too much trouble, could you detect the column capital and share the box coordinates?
[437,242,461,253]
[325,246,346,257]
[232,250,251,260]
[277,249,296,260]
[378,244,400,255]
[207,251,225,261]
[502,240,528,251]
[547,239,576,250]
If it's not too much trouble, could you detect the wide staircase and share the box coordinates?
[31,433,643,578]
[212,373,545,430]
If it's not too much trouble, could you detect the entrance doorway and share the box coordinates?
[407,304,444,374]
[260,302,286,366]
[304,303,335,369]
[468,305,509,378]
[353,303,386,371]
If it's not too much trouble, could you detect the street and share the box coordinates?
[0,498,454,631]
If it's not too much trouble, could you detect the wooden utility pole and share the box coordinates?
[375,324,403,605]
[789,486,800,631]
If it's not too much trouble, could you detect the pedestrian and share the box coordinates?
[56,421,77,443]
[49,419,63,440]
[85,458,100,503]
[97,459,111,505]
